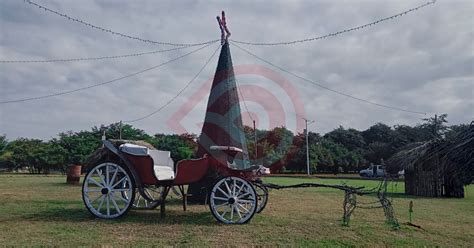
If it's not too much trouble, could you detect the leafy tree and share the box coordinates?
[2,138,67,174]
[0,150,14,170]
[0,135,12,170]
[365,141,396,163]
[285,132,322,173]
[244,126,296,168]
[321,139,356,173]
[306,142,335,173]
[0,135,7,152]
[92,122,153,143]
[243,125,259,161]
[420,113,448,138]
[150,134,197,162]
[324,126,366,152]
[57,131,101,165]
[7,138,43,173]
[1,117,470,176]
[262,127,294,166]
[445,124,470,140]
[324,127,367,171]
[34,142,67,174]
[391,124,427,148]
[362,123,394,144]
[361,123,397,163]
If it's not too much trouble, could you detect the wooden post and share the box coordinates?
[179,185,187,211]
[409,201,413,223]
[160,200,166,219]
[160,186,171,219]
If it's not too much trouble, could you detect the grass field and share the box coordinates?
[0,174,473,247]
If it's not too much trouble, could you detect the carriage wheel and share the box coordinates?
[209,177,257,224]
[130,186,162,209]
[254,183,269,213]
[170,186,183,199]
[82,162,135,219]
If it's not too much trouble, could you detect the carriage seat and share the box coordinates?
[119,143,175,181]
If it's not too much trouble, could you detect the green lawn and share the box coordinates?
[0,174,473,247]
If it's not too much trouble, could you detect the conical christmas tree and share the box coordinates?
[188,42,249,202]
[196,42,249,165]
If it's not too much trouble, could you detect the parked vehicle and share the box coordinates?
[398,169,405,179]
[359,164,385,177]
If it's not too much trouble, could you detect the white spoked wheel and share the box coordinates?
[254,183,269,213]
[131,186,162,209]
[209,177,258,224]
[82,162,135,219]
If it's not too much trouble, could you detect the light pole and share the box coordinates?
[119,120,123,140]
[101,129,106,148]
[304,118,315,176]
[253,120,257,160]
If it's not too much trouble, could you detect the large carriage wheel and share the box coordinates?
[82,162,135,219]
[209,177,258,224]
[254,183,269,213]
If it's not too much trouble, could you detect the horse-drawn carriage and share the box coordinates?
[82,140,269,224]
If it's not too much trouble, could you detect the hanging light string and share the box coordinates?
[0,46,190,64]
[231,42,427,115]
[0,42,216,104]
[123,44,221,123]
[236,83,255,123]
[23,0,219,47]
[231,0,436,46]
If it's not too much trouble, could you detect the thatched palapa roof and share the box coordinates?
[387,123,473,185]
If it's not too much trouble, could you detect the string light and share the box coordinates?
[0,42,217,104]
[236,83,255,123]
[231,42,427,115]
[231,1,436,46]
[24,0,219,47]
[124,44,221,123]
[0,46,189,63]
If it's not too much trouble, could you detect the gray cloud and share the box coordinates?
[1,0,473,140]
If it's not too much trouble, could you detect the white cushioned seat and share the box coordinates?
[120,143,175,181]
[119,143,149,156]
[149,150,175,181]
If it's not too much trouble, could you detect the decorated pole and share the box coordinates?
[188,12,249,203]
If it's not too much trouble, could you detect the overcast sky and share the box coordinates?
[1,0,473,140]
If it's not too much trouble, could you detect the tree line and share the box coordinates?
[0,114,469,174]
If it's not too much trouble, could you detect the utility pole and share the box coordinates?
[304,118,315,176]
[101,129,106,148]
[119,120,123,140]
[253,120,257,160]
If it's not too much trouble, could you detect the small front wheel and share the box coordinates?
[82,162,135,219]
[209,177,257,224]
